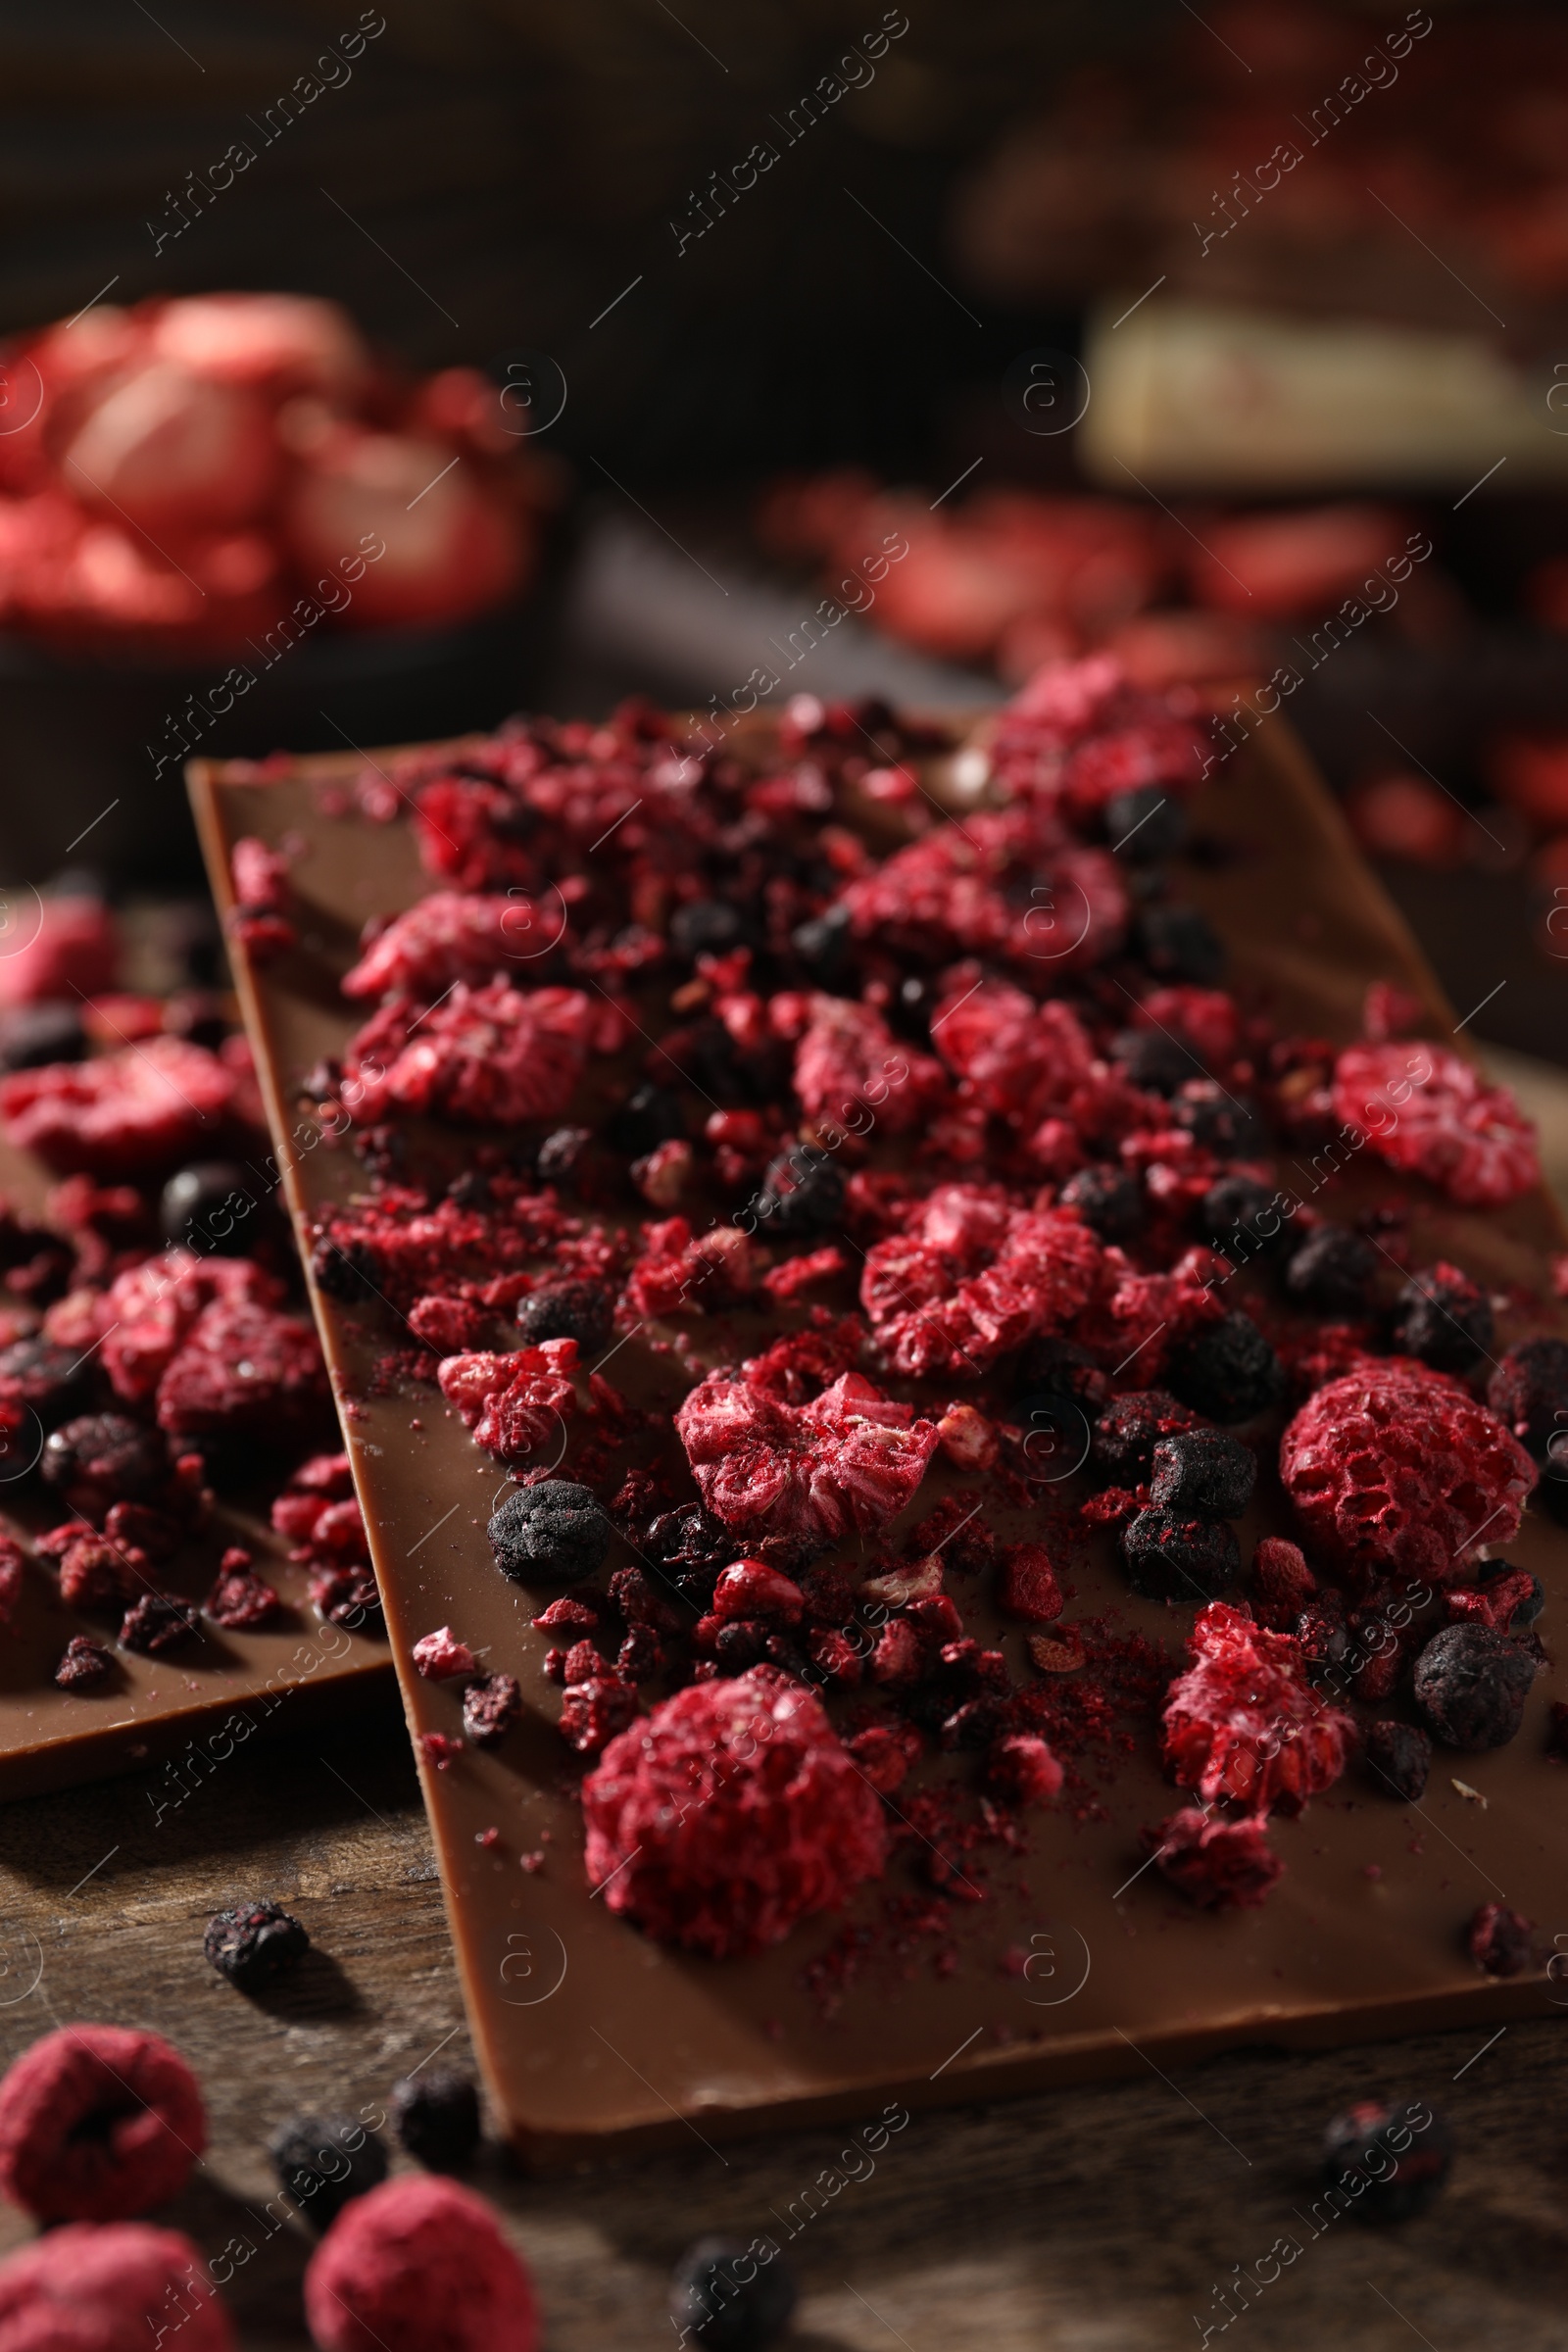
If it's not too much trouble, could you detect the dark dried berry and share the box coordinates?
[646,1502,733,1603]
[753,1144,845,1237]
[1468,1900,1532,1977]
[487,1480,610,1586]
[1322,2098,1451,2223]
[1091,1389,1199,1483]
[1121,1508,1241,1602]
[1412,1624,1534,1750]
[891,973,936,1041]
[389,2067,481,2172]
[1136,903,1225,985]
[1297,1599,1348,1672]
[0,1001,85,1073]
[120,1594,200,1654]
[514,1278,614,1354]
[608,1082,685,1156]
[535,1125,591,1188]
[1391,1263,1494,1372]
[1059,1162,1143,1243]
[1200,1173,1281,1261]
[204,1901,310,1992]
[160,1160,270,1256]
[1170,1080,1264,1153]
[41,1413,169,1520]
[669,2235,798,2352]
[1109,1028,1198,1094]
[1149,1429,1256,1518]
[1362,1719,1432,1801]
[1477,1557,1544,1625]
[1104,784,1187,859]
[269,2112,388,2231]
[444,1169,491,1208]
[1013,1336,1108,1413]
[790,906,851,984]
[713,1619,768,1673]
[54,1635,113,1690]
[0,1339,88,1424]
[1284,1223,1376,1315]
[310,1235,378,1302]
[1166,1313,1284,1424]
[670,899,753,961]
[1487,1336,1568,1457]
[462,1671,521,1747]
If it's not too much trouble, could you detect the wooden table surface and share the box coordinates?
[1,1049,1566,2351]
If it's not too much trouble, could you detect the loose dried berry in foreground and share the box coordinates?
[581,1669,888,1958]
[0,2024,205,2221]
[1161,1603,1353,1816]
[390,2067,482,2172]
[1321,2097,1452,2222]
[669,2234,798,2351]
[675,1369,938,1543]
[269,2111,388,2231]
[1412,1625,1535,1750]
[1280,1362,1534,1587]
[304,2176,539,2352]
[204,1900,310,1992]
[0,2222,235,2352]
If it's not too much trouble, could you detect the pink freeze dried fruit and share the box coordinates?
[0,2024,206,2222]
[1333,1041,1540,1207]
[1160,1601,1354,1818]
[859,1183,1102,1378]
[0,2222,235,2352]
[413,1626,480,1680]
[341,979,592,1126]
[1144,1807,1284,1910]
[304,2175,539,2352]
[1280,1361,1534,1587]
[341,889,564,1000]
[675,1368,939,1542]
[0,1038,234,1174]
[581,1668,888,1957]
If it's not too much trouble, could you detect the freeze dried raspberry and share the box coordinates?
[304,2176,539,2352]
[1280,1362,1535,1586]
[581,1668,888,1957]
[623,1217,761,1319]
[0,2222,234,2352]
[0,2024,205,2221]
[1135,986,1242,1067]
[58,1533,138,1612]
[928,979,1094,1124]
[342,890,564,1001]
[204,1900,310,1991]
[1161,1602,1354,1817]
[1444,1567,1540,1634]
[997,1544,1062,1623]
[42,1412,172,1522]
[1143,1807,1284,1910]
[407,1293,492,1354]
[206,1549,281,1627]
[342,980,593,1126]
[95,1249,279,1404]
[675,1368,939,1543]
[1468,1901,1533,1977]
[1333,1042,1541,1207]
[560,1672,639,1755]
[987,1733,1063,1806]
[413,1626,479,1680]
[157,1297,327,1445]
[860,1184,1102,1378]
[1412,1624,1534,1750]
[1250,1536,1316,1630]
[1070,1249,1226,1384]
[463,1674,520,1746]
[792,996,944,1135]
[120,1593,199,1654]
[1058,713,1209,824]
[438,1339,577,1466]
[837,821,1015,958]
[227,836,295,960]
[0,1037,234,1174]
[55,1634,113,1689]
[711,1559,806,1623]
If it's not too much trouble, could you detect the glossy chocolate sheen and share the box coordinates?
[0,1133,393,1798]
[190,713,1568,2169]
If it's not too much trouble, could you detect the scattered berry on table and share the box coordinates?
[668,2235,798,2352]
[304,2176,538,2352]
[203,1901,310,1992]
[0,2024,205,2222]
[0,2222,234,2351]
[1321,2097,1452,2222]
[268,2110,388,2231]
[389,2067,481,2171]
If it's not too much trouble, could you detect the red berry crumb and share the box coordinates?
[55,1634,114,1690]
[986,1733,1063,1806]
[416,1733,465,1771]
[1467,1900,1533,1977]
[0,2222,234,2352]
[413,1626,480,1681]
[206,1546,281,1629]
[581,1668,888,1957]
[1161,1602,1353,1817]
[1280,1361,1535,1587]
[0,2024,206,2222]
[304,2176,538,2352]
[0,1537,22,1634]
[1144,1807,1284,1910]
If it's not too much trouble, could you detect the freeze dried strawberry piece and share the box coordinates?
[0,1038,233,1174]
[998,1543,1062,1624]
[581,1668,887,1956]
[156,1298,326,1446]
[437,1339,577,1466]
[56,1532,139,1612]
[407,1293,493,1354]
[1161,1602,1354,1819]
[412,1625,480,1681]
[206,1547,281,1628]
[859,1183,1102,1379]
[341,890,564,1000]
[1333,1042,1541,1208]
[1143,1808,1284,1910]
[1280,1361,1535,1588]
[341,980,593,1127]
[791,996,944,1135]
[929,978,1094,1124]
[675,1368,939,1543]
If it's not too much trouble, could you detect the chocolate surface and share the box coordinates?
[189,713,1568,2168]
